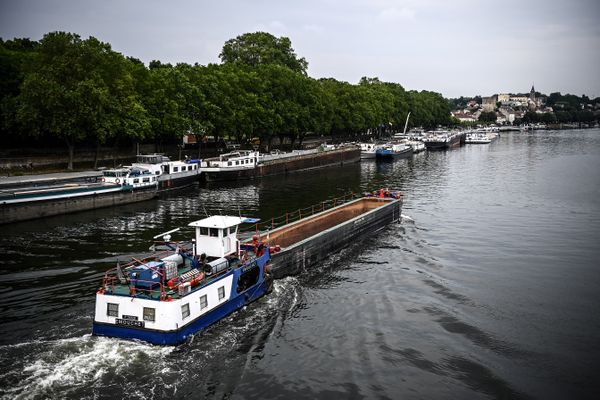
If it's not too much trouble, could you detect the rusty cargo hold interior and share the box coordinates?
[260,198,394,248]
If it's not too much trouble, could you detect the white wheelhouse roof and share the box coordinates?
[188,216,259,229]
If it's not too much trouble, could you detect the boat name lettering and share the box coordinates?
[116,318,145,328]
[121,314,139,320]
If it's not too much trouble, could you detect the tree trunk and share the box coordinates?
[93,141,100,170]
[66,139,75,170]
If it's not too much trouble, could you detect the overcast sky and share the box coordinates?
[1,0,599,98]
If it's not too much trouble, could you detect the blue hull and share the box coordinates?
[92,280,269,345]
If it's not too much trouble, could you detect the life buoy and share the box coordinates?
[115,178,120,184]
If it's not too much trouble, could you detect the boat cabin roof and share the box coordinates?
[188,215,259,229]
[136,154,171,164]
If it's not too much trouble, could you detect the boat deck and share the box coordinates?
[104,250,248,301]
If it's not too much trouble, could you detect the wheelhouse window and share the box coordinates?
[143,307,155,322]
[200,294,208,310]
[181,303,190,319]
[209,228,219,237]
[107,303,119,317]
[218,286,225,300]
[200,227,208,236]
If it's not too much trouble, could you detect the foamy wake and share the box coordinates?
[1,335,174,400]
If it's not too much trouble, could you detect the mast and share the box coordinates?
[403,112,411,135]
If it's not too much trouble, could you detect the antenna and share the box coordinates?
[202,205,209,218]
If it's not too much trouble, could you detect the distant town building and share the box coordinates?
[482,95,497,112]
[498,94,510,103]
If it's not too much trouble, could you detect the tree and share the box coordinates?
[478,111,497,123]
[14,32,148,169]
[220,32,308,74]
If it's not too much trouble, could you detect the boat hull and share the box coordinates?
[265,197,402,278]
[157,172,201,191]
[92,279,269,345]
[203,147,360,182]
[0,186,157,224]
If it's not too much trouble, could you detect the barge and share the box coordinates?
[200,146,360,182]
[91,192,401,345]
[247,194,402,278]
[422,130,466,150]
[0,168,158,224]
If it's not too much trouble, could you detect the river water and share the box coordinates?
[1,129,599,399]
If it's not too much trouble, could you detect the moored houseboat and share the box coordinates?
[131,154,201,191]
[0,170,158,224]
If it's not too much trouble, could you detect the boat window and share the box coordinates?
[209,228,219,237]
[173,167,179,172]
[133,178,139,183]
[235,161,239,165]
[143,307,155,322]
[218,286,225,300]
[200,294,208,310]
[143,178,150,183]
[228,161,232,166]
[181,303,190,319]
[200,227,208,236]
[107,303,119,317]
[237,264,259,293]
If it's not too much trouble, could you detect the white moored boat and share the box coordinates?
[199,150,260,181]
[131,154,201,190]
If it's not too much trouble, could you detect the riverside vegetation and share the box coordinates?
[0,31,452,169]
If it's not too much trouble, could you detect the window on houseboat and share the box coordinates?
[200,295,208,310]
[200,227,208,236]
[143,307,155,322]
[218,286,225,300]
[181,303,190,319]
[133,178,139,183]
[209,228,218,237]
[107,303,119,317]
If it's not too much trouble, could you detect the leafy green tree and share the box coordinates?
[220,32,308,74]
[15,32,147,169]
[478,111,497,123]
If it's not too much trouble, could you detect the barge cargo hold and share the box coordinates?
[247,196,402,278]
[201,146,360,182]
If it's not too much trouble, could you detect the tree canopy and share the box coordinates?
[1,30,458,167]
[220,32,308,74]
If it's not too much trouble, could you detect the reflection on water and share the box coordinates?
[1,130,599,399]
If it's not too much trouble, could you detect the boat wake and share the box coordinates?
[401,214,415,224]
[0,279,302,400]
